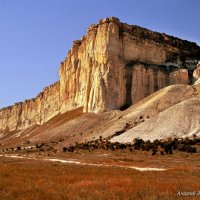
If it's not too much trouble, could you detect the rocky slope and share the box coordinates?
[110,84,200,142]
[1,82,200,148]
[0,62,200,149]
[0,17,200,133]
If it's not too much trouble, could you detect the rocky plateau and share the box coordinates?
[0,17,200,148]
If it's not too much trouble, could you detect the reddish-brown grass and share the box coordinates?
[0,157,200,200]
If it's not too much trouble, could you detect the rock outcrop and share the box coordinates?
[0,17,200,132]
[0,82,60,132]
[59,17,200,113]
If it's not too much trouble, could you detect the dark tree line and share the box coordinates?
[63,136,199,155]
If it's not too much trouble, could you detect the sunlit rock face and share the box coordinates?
[0,82,60,132]
[59,18,126,113]
[0,17,200,132]
[59,17,199,112]
[193,61,200,85]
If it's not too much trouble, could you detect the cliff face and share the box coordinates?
[59,18,126,113]
[0,82,60,132]
[59,17,200,112]
[0,17,200,132]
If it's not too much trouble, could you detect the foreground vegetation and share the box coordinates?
[0,157,200,200]
[1,136,199,159]
[63,137,200,155]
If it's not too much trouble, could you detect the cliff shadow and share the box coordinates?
[120,64,133,111]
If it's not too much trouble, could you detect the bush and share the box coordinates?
[186,146,197,154]
[17,146,21,151]
[62,136,199,155]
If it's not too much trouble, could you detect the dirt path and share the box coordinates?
[0,154,166,171]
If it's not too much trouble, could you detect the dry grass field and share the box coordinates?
[0,156,200,200]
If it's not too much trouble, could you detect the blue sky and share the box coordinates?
[0,0,200,108]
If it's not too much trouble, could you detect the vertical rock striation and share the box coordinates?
[59,18,126,113]
[0,82,60,132]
